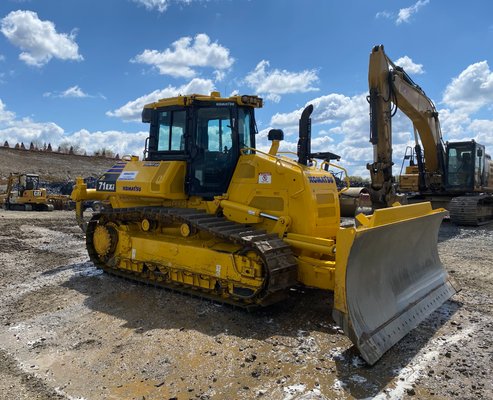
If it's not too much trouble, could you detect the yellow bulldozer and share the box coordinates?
[71,91,457,365]
[3,173,54,211]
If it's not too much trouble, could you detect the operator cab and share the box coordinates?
[142,93,260,199]
[17,174,40,194]
[445,140,485,191]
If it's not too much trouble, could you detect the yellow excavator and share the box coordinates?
[368,45,493,225]
[71,91,457,365]
[3,173,54,211]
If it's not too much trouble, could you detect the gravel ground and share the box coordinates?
[0,210,491,400]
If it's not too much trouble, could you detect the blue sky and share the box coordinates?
[1,0,493,176]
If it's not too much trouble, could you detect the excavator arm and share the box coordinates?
[368,45,446,206]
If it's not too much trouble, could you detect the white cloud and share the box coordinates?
[270,93,359,128]
[69,129,148,156]
[438,110,493,152]
[442,61,493,113]
[469,119,493,148]
[107,77,215,121]
[377,0,429,25]
[44,85,92,98]
[0,98,146,156]
[213,69,226,82]
[260,92,451,177]
[60,85,88,98]
[375,10,393,20]
[0,122,147,157]
[256,93,372,175]
[132,0,192,13]
[0,118,65,146]
[396,0,429,25]
[0,54,5,62]
[394,56,424,74]
[133,0,171,12]
[0,99,16,123]
[0,100,66,146]
[245,60,319,102]
[131,33,234,78]
[0,10,83,67]
[438,108,471,138]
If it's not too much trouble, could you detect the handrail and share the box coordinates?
[321,161,350,194]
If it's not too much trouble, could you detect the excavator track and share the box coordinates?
[86,207,298,309]
[449,194,493,226]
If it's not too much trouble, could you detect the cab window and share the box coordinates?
[158,110,186,151]
[238,107,252,151]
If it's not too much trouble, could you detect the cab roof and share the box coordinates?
[142,91,263,110]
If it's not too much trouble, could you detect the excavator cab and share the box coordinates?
[21,174,40,192]
[445,141,485,191]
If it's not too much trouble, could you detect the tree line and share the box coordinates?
[2,140,120,159]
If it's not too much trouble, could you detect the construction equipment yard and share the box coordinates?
[0,210,491,399]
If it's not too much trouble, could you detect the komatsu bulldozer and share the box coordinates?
[71,91,457,365]
[3,173,54,211]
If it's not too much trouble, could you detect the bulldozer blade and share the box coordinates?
[333,203,458,365]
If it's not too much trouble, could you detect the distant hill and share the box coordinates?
[0,147,117,185]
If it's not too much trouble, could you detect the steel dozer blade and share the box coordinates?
[333,203,458,365]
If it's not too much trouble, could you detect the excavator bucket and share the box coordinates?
[333,203,458,365]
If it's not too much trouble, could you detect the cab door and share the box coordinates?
[188,106,238,199]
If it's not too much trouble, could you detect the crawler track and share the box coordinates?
[86,207,298,308]
[449,194,493,226]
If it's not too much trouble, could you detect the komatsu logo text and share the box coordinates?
[122,185,142,192]
[308,176,334,184]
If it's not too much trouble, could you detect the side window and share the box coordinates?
[207,118,232,152]
[475,147,483,186]
[158,110,186,151]
[158,112,170,151]
[238,108,252,151]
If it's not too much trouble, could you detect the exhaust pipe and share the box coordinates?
[297,105,314,166]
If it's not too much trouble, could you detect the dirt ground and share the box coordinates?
[0,210,491,400]
[0,147,115,184]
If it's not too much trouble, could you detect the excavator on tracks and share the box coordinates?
[71,91,457,365]
[367,45,493,225]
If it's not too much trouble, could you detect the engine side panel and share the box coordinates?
[227,153,340,238]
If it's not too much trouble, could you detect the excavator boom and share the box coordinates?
[368,44,493,225]
[368,45,446,205]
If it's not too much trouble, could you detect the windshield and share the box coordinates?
[446,144,475,188]
[195,107,233,152]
